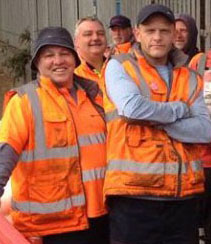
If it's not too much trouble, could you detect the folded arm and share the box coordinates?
[105,59,189,124]
[161,92,211,143]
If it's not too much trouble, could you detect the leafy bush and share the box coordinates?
[0,29,31,83]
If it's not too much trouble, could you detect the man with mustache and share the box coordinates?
[107,15,135,55]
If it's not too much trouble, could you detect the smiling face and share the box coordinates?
[174,20,189,50]
[74,20,107,60]
[36,45,76,88]
[135,14,175,65]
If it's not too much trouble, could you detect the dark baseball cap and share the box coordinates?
[31,26,80,71]
[109,15,131,28]
[137,4,175,25]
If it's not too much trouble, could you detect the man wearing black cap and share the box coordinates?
[0,27,109,244]
[107,15,135,55]
[102,4,211,244]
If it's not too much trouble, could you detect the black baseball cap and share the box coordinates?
[137,4,175,25]
[109,15,131,28]
[31,27,80,71]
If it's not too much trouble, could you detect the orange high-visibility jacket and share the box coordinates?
[189,52,205,76]
[0,75,107,237]
[112,41,133,55]
[75,60,106,84]
[74,61,107,105]
[102,48,204,199]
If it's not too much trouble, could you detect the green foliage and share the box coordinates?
[0,29,31,82]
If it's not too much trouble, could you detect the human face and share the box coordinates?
[174,20,189,50]
[75,20,107,59]
[135,15,175,65]
[36,46,76,88]
[110,26,133,45]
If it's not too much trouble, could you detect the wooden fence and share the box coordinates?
[0,0,210,50]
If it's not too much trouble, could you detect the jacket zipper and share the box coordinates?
[159,69,183,196]
[64,94,88,220]
[170,139,183,197]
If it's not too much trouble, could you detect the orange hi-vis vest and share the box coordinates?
[102,49,204,199]
[112,41,133,55]
[189,52,208,76]
[75,60,105,83]
[74,61,107,106]
[0,76,107,237]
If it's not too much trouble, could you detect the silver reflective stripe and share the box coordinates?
[78,132,106,147]
[188,71,198,102]
[11,194,85,214]
[165,162,187,174]
[82,166,106,182]
[107,160,195,175]
[105,109,119,122]
[197,54,206,77]
[20,146,79,162]
[126,56,151,98]
[23,83,46,152]
[191,160,203,172]
[19,82,79,162]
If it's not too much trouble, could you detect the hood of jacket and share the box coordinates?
[175,14,199,60]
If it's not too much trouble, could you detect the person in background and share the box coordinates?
[0,26,108,244]
[174,13,201,63]
[189,49,211,244]
[107,15,135,55]
[102,4,211,244]
[74,16,107,91]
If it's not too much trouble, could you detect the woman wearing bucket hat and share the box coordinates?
[0,27,109,244]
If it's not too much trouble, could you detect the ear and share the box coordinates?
[134,25,141,42]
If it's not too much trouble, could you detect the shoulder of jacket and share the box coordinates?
[111,53,134,64]
[186,67,201,77]
[13,80,39,97]
[74,74,100,100]
[3,80,39,113]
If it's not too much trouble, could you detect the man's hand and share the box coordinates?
[0,179,12,220]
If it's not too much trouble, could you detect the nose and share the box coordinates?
[92,32,100,40]
[175,29,182,38]
[153,30,162,41]
[54,54,64,65]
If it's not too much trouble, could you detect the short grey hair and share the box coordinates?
[74,16,105,37]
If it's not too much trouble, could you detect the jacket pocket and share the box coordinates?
[44,113,68,147]
[124,163,165,188]
[149,81,166,101]
[29,178,74,224]
[184,144,205,185]
[124,124,166,187]
[189,160,205,185]
[125,124,142,147]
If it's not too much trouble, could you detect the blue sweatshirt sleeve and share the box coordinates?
[162,92,211,143]
[105,59,189,124]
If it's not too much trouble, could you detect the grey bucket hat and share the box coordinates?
[31,26,80,71]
